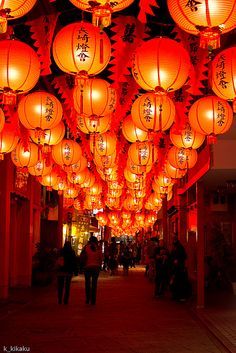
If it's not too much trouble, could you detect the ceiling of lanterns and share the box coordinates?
[0,0,236,235]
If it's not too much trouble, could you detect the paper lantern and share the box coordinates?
[52,139,82,167]
[53,22,111,76]
[53,179,68,193]
[164,161,187,179]
[0,0,37,33]
[11,142,38,168]
[80,172,95,188]
[122,115,148,142]
[90,131,116,156]
[168,146,198,170]
[74,197,83,211]
[128,141,158,166]
[0,125,19,159]
[0,40,40,102]
[124,168,143,183]
[94,152,116,169]
[39,171,59,189]
[77,113,111,134]
[96,212,108,226]
[131,92,175,132]
[28,159,52,177]
[29,121,65,146]
[211,47,236,110]
[68,156,88,174]
[69,0,134,27]
[18,91,63,131]
[67,168,90,185]
[154,174,173,188]
[0,108,5,133]
[107,188,122,198]
[132,37,190,92]
[64,186,79,199]
[87,182,103,195]
[74,78,116,117]
[188,96,233,136]
[126,157,152,175]
[167,0,236,49]
[170,123,205,149]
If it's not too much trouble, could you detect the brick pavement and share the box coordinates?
[0,267,233,353]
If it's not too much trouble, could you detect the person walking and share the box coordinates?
[82,235,102,305]
[56,241,77,305]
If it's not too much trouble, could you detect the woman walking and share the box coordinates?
[81,235,102,305]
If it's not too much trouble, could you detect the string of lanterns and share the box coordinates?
[0,0,235,236]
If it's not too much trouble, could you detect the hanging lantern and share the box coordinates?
[96,211,108,226]
[29,121,65,146]
[154,173,173,188]
[11,141,38,168]
[87,182,103,195]
[188,96,233,137]
[152,182,173,196]
[69,0,134,27]
[68,156,88,174]
[122,115,148,143]
[63,198,74,209]
[53,22,111,76]
[126,179,146,190]
[28,159,52,177]
[53,178,68,194]
[128,141,158,167]
[132,37,190,92]
[64,186,79,199]
[168,146,198,170]
[108,180,124,190]
[106,196,120,209]
[74,78,116,117]
[74,197,83,211]
[77,113,111,134]
[52,139,82,168]
[18,91,63,132]
[131,93,175,132]
[67,168,90,185]
[170,123,205,149]
[0,124,19,159]
[129,188,146,198]
[126,157,152,175]
[167,0,236,49]
[0,0,37,33]
[90,131,117,156]
[107,188,122,198]
[0,108,5,133]
[0,40,40,104]
[147,193,163,208]
[211,47,236,111]
[38,170,58,190]
[124,168,144,183]
[164,161,187,179]
[94,152,116,168]
[80,172,95,188]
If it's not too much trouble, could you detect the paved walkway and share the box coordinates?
[0,267,234,353]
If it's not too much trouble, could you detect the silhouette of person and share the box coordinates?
[82,235,102,305]
[57,241,77,305]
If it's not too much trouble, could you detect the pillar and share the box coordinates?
[0,157,12,298]
[196,182,205,308]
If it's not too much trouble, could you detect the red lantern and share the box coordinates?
[167,0,236,49]
[94,152,116,169]
[90,131,117,156]
[39,171,59,190]
[168,146,198,170]
[122,115,148,143]
[0,0,37,33]
[74,78,116,117]
[164,161,187,179]
[188,96,233,136]
[211,47,236,110]
[28,159,52,177]
[64,186,79,199]
[128,141,158,167]
[52,139,82,167]
[74,197,83,211]
[69,0,134,27]
[29,121,65,146]
[126,157,152,175]
[67,168,90,185]
[68,156,88,174]
[170,123,205,149]
[18,91,63,131]
[53,22,111,76]
[11,142,38,168]
[77,114,111,134]
[132,37,190,92]
[0,108,5,133]
[0,40,40,103]
[131,92,175,132]
[0,124,19,159]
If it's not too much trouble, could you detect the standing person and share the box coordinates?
[154,240,169,298]
[56,241,77,305]
[108,237,118,275]
[82,235,102,305]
